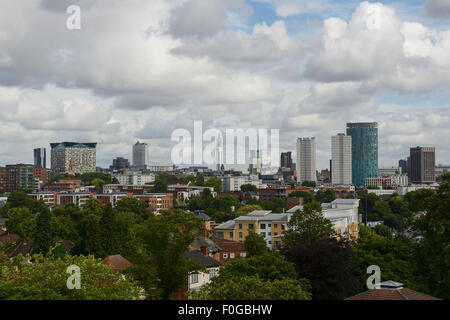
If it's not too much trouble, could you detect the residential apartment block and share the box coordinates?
[296,137,317,183]
[214,199,360,250]
[331,134,352,185]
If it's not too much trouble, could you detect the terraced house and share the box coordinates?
[214,199,360,250]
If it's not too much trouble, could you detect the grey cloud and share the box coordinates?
[425,0,450,18]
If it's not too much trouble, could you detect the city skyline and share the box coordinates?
[0,1,449,169]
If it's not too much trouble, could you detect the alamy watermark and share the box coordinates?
[66,5,81,30]
[171,121,279,167]
[66,265,81,289]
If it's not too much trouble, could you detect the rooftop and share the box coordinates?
[345,281,441,300]
[185,250,221,268]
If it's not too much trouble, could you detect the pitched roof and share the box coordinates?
[8,240,34,258]
[213,239,246,252]
[185,250,221,268]
[346,281,441,300]
[102,254,132,273]
[215,220,235,230]
[0,233,20,244]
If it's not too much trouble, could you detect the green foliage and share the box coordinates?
[114,197,150,223]
[411,173,450,299]
[204,177,222,192]
[33,208,53,254]
[139,210,204,299]
[373,224,393,239]
[301,181,316,188]
[5,207,36,238]
[283,201,334,246]
[288,191,314,204]
[353,232,417,290]
[190,276,311,300]
[283,236,362,300]
[191,252,311,300]
[0,254,141,300]
[240,184,258,192]
[244,230,267,256]
[315,189,336,203]
[236,204,263,217]
[91,178,105,189]
[218,252,297,281]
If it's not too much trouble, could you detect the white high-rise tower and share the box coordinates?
[296,137,317,183]
[133,141,149,168]
[331,134,352,185]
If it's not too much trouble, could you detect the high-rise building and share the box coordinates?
[248,149,262,174]
[408,146,435,184]
[296,137,317,183]
[110,157,130,171]
[5,164,35,192]
[331,133,352,185]
[281,152,295,170]
[346,122,378,187]
[0,167,7,192]
[132,141,149,168]
[34,148,46,168]
[50,142,97,175]
[399,159,408,174]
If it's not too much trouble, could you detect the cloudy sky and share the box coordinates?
[0,0,449,170]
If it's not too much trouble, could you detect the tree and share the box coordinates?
[240,184,258,192]
[283,201,334,246]
[281,201,361,299]
[114,197,149,223]
[204,177,222,192]
[373,224,393,239]
[411,173,450,299]
[244,230,267,256]
[288,191,314,204]
[0,253,141,300]
[34,208,53,255]
[191,276,311,300]
[91,178,105,190]
[301,181,316,188]
[316,189,336,203]
[217,252,297,281]
[190,252,311,300]
[139,210,204,299]
[282,236,362,300]
[5,207,36,239]
[236,204,263,217]
[353,229,417,290]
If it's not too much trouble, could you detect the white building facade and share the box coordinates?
[331,134,352,185]
[296,137,317,183]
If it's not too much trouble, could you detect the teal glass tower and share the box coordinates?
[346,122,378,187]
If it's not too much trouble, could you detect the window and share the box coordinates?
[274,232,278,236]
[268,224,271,228]
[239,224,242,229]
[190,273,198,284]
[248,224,254,229]
[281,224,286,230]
[260,223,266,229]
[268,241,272,244]
[268,232,271,236]
[230,252,235,258]
[216,232,224,239]
[260,232,266,238]
[229,232,233,238]
[239,232,243,238]
[274,224,278,228]
[209,269,217,279]
[240,252,247,257]
[223,253,228,259]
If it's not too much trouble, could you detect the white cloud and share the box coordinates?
[276,3,302,17]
